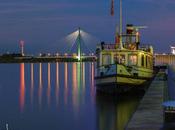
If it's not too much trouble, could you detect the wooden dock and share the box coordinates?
[126,72,167,130]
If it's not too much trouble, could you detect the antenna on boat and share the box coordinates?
[111,0,123,49]
[119,0,123,49]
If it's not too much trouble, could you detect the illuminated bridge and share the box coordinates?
[0,28,98,63]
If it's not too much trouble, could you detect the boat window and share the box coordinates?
[114,54,125,64]
[141,55,144,67]
[146,56,148,67]
[128,55,137,65]
[148,56,152,69]
[102,54,111,65]
[147,56,150,68]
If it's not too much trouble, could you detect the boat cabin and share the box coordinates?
[96,24,154,78]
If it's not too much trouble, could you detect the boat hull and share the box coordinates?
[95,74,152,93]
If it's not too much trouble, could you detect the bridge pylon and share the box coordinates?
[77,27,81,61]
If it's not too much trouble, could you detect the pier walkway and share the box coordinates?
[126,72,167,130]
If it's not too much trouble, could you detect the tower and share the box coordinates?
[77,27,81,61]
[20,40,24,56]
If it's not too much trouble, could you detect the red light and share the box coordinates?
[20,40,24,47]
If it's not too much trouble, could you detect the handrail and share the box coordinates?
[97,63,116,69]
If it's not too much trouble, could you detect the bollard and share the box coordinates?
[163,101,175,123]
[6,123,9,130]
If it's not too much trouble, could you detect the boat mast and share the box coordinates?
[119,0,123,49]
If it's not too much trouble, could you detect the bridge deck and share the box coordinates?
[0,56,97,63]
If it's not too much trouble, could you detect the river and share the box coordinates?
[0,63,143,130]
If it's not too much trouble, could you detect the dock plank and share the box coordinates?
[126,72,167,130]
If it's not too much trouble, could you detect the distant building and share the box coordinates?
[154,46,175,66]
[154,54,175,66]
[171,46,175,55]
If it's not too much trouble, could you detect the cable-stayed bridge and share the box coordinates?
[0,28,98,63]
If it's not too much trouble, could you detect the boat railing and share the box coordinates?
[96,43,153,53]
[139,44,153,53]
[97,64,116,76]
[97,43,116,51]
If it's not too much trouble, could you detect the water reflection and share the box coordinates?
[96,93,143,130]
[21,62,95,110]
[38,63,43,107]
[19,63,25,112]
[64,63,68,105]
[90,63,95,85]
[16,62,143,130]
[30,63,34,105]
[82,63,85,94]
[72,62,86,110]
[47,63,51,106]
[90,63,95,102]
[72,63,78,110]
[55,62,59,106]
[77,63,81,92]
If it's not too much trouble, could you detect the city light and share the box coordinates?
[171,46,175,55]
[76,55,81,61]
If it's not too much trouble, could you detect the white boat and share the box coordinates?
[95,0,154,93]
[95,26,154,93]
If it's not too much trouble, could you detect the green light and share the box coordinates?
[77,27,81,62]
[77,62,81,92]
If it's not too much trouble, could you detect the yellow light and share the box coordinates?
[76,56,81,61]
[136,32,140,36]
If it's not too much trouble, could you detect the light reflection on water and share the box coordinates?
[38,63,43,107]
[47,63,51,106]
[96,93,141,130]
[0,63,142,130]
[64,63,68,105]
[55,62,59,106]
[30,63,34,105]
[19,63,25,112]
[19,62,95,110]
[72,62,78,110]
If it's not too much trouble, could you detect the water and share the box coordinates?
[167,66,175,100]
[0,63,142,130]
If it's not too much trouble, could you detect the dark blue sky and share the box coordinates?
[0,0,175,54]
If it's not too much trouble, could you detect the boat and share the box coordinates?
[95,0,154,93]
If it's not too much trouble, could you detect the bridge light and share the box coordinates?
[171,46,175,55]
[56,53,59,56]
[76,56,81,61]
